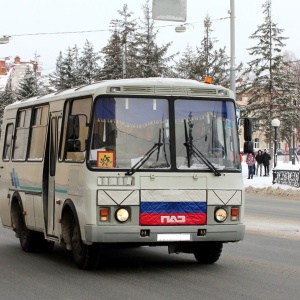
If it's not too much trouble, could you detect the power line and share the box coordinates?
[8,28,110,37]
[4,17,230,38]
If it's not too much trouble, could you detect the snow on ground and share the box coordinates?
[242,155,300,200]
[242,155,300,239]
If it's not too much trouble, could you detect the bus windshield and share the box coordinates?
[88,97,240,171]
[175,99,240,170]
[88,97,171,170]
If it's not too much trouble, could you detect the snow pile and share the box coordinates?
[245,186,300,200]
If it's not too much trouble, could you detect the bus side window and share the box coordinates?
[66,115,82,152]
[2,123,14,161]
[12,108,31,160]
[28,105,49,160]
[61,97,92,162]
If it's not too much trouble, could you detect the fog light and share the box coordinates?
[215,208,227,222]
[115,208,129,223]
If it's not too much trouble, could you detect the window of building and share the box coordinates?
[254,138,259,149]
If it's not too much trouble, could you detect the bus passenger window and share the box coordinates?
[28,106,49,160]
[12,109,31,160]
[2,124,14,161]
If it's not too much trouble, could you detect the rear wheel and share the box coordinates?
[193,242,223,264]
[16,204,54,253]
[18,214,38,252]
[71,218,99,270]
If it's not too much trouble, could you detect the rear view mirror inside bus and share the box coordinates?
[67,115,80,139]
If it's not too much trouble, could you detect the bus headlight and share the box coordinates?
[115,208,130,223]
[214,208,227,222]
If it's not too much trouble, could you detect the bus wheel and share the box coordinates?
[193,242,223,264]
[71,218,99,270]
[16,205,38,252]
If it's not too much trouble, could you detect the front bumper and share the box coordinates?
[84,224,245,244]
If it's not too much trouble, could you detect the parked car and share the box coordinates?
[276,148,284,155]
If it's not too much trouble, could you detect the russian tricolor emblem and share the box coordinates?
[140,190,207,226]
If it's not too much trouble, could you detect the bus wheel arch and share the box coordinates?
[10,193,36,252]
[61,200,78,251]
[10,193,55,252]
[61,199,100,269]
[10,192,24,237]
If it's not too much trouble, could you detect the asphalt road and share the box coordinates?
[244,193,300,239]
[0,195,299,300]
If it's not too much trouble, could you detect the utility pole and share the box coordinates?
[229,0,236,95]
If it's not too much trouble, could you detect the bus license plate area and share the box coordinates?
[157,233,190,241]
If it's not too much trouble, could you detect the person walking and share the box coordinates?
[262,149,271,176]
[246,151,256,179]
[255,150,263,176]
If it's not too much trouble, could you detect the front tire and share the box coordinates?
[71,218,99,270]
[193,242,223,264]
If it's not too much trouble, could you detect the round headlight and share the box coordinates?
[115,208,129,223]
[215,208,227,222]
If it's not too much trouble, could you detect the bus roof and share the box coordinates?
[6,77,234,110]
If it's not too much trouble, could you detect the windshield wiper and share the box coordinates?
[126,130,163,176]
[183,119,221,176]
[183,119,192,168]
[191,144,221,176]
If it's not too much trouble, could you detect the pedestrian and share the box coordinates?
[246,151,256,179]
[255,150,263,176]
[262,149,271,176]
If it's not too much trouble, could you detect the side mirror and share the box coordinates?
[66,140,81,152]
[244,118,252,142]
[67,115,80,140]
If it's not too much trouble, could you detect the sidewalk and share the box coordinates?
[242,156,300,191]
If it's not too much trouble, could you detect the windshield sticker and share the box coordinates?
[97,150,115,168]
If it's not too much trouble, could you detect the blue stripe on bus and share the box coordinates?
[140,201,206,214]
[19,186,42,192]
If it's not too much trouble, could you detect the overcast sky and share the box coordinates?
[1,0,300,75]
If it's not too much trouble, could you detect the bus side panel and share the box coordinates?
[0,169,13,227]
[9,163,44,231]
[23,193,44,230]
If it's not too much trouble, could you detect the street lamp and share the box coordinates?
[0,36,10,44]
[175,25,186,33]
[292,128,296,165]
[271,118,280,168]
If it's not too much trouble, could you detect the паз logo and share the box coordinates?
[161,216,186,223]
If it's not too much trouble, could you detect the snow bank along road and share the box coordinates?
[246,185,300,201]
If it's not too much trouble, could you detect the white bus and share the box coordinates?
[0,78,248,269]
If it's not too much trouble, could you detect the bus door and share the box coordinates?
[45,112,62,236]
